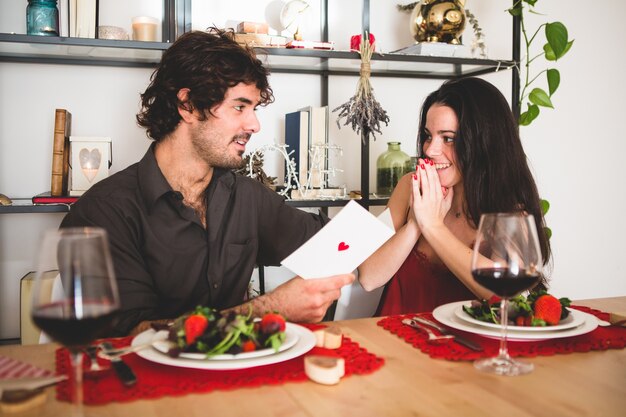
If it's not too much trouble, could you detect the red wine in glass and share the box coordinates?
[31,228,120,415]
[470,213,543,376]
[472,267,540,298]
[32,301,116,348]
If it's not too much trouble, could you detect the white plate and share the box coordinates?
[151,325,299,361]
[132,323,316,370]
[455,304,584,332]
[433,301,598,342]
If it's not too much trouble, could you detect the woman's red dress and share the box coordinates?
[376,246,475,316]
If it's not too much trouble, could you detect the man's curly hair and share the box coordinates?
[136,28,274,141]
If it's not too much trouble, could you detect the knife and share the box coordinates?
[101,342,137,386]
[412,316,483,352]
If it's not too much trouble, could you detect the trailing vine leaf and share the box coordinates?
[545,22,568,59]
[529,88,553,108]
[547,69,560,95]
[510,0,574,126]
[540,199,552,239]
[519,103,539,126]
[544,227,552,240]
[544,40,573,61]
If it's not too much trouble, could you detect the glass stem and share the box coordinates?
[498,298,510,359]
[69,349,84,417]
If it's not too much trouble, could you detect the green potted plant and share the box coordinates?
[509,0,574,126]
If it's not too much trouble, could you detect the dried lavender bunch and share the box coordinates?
[332,35,389,144]
[396,2,418,12]
[465,9,487,58]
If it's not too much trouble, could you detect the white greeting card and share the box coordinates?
[281,201,395,279]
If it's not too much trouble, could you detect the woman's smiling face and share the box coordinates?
[422,104,462,189]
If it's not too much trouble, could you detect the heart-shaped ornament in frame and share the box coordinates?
[79,148,102,182]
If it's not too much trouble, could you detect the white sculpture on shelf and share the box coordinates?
[244,142,345,200]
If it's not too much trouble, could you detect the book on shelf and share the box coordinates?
[69,0,99,38]
[298,106,329,188]
[32,192,79,205]
[51,108,72,197]
[284,110,310,187]
[58,0,69,37]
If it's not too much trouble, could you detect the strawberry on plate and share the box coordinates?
[533,294,562,325]
[260,313,286,334]
[184,314,209,345]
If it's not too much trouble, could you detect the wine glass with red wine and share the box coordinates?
[471,213,542,376]
[31,228,119,413]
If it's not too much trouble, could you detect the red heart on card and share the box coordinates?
[338,242,350,251]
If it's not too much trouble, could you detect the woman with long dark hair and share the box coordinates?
[358,77,551,315]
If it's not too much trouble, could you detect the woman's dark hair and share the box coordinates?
[136,28,274,141]
[417,77,552,271]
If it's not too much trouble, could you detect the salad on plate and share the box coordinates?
[462,290,572,327]
[159,306,287,359]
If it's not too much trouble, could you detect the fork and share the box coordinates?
[84,346,109,376]
[402,318,454,343]
[96,342,154,359]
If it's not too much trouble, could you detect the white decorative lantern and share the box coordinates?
[69,136,112,196]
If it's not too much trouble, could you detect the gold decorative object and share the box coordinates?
[0,193,12,206]
[410,0,466,44]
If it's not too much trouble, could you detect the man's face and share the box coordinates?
[190,82,261,169]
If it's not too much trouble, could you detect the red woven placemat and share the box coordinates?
[377,306,626,361]
[55,324,384,404]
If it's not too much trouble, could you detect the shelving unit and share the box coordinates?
[0,199,71,214]
[0,0,519,214]
[0,33,514,76]
[0,38,515,214]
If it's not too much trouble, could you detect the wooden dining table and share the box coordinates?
[1,296,625,417]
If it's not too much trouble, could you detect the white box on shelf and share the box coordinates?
[69,136,112,196]
[391,42,469,58]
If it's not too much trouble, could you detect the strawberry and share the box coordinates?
[242,340,257,352]
[515,316,525,326]
[260,313,286,335]
[533,294,562,325]
[487,295,502,306]
[184,314,208,345]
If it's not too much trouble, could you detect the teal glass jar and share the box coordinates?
[376,142,412,196]
[26,0,59,36]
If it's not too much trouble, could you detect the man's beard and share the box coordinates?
[191,124,248,169]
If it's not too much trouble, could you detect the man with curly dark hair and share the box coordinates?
[61,28,354,336]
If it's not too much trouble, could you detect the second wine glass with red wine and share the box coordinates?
[471,213,543,376]
[31,227,120,415]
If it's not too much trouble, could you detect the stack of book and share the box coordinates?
[233,21,287,47]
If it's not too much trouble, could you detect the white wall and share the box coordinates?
[1,0,625,339]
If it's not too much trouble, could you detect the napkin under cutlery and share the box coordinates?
[609,311,626,327]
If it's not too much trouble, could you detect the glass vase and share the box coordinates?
[376,142,412,196]
[26,0,59,36]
